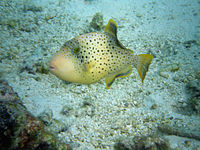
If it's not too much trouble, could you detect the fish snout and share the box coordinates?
[49,65,55,71]
[49,58,58,73]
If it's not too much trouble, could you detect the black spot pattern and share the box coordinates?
[60,32,133,82]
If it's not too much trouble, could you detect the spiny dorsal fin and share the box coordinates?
[104,19,118,37]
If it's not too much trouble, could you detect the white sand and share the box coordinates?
[1,0,200,149]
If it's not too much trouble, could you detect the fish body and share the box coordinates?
[50,19,153,89]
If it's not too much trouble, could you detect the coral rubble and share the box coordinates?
[0,80,71,150]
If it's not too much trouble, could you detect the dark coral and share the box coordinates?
[0,80,71,150]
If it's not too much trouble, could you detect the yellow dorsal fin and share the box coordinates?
[104,19,118,37]
[135,54,153,83]
[104,19,126,49]
[105,65,132,89]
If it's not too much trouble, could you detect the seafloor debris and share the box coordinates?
[90,12,104,31]
[132,135,170,150]
[158,114,200,141]
[186,79,200,114]
[158,123,200,141]
[158,63,180,79]
[114,135,170,150]
[183,40,199,48]
[0,80,71,150]
[23,0,43,12]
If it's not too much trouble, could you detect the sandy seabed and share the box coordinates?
[1,0,200,149]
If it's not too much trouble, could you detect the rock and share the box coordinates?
[113,135,170,150]
[158,123,200,141]
[23,1,43,12]
[186,80,200,98]
[186,80,200,113]
[183,40,198,48]
[0,80,71,150]
[133,135,170,150]
[151,104,158,110]
[114,142,129,150]
[195,71,200,79]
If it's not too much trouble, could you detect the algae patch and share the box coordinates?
[90,12,104,31]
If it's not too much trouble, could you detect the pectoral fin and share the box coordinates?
[84,61,97,73]
[105,65,132,89]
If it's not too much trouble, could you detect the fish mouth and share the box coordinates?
[49,65,55,71]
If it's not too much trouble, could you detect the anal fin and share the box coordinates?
[105,65,132,89]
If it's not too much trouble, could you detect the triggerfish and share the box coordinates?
[49,19,153,89]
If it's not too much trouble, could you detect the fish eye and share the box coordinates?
[73,47,80,54]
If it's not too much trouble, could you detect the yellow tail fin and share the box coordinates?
[136,54,153,83]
